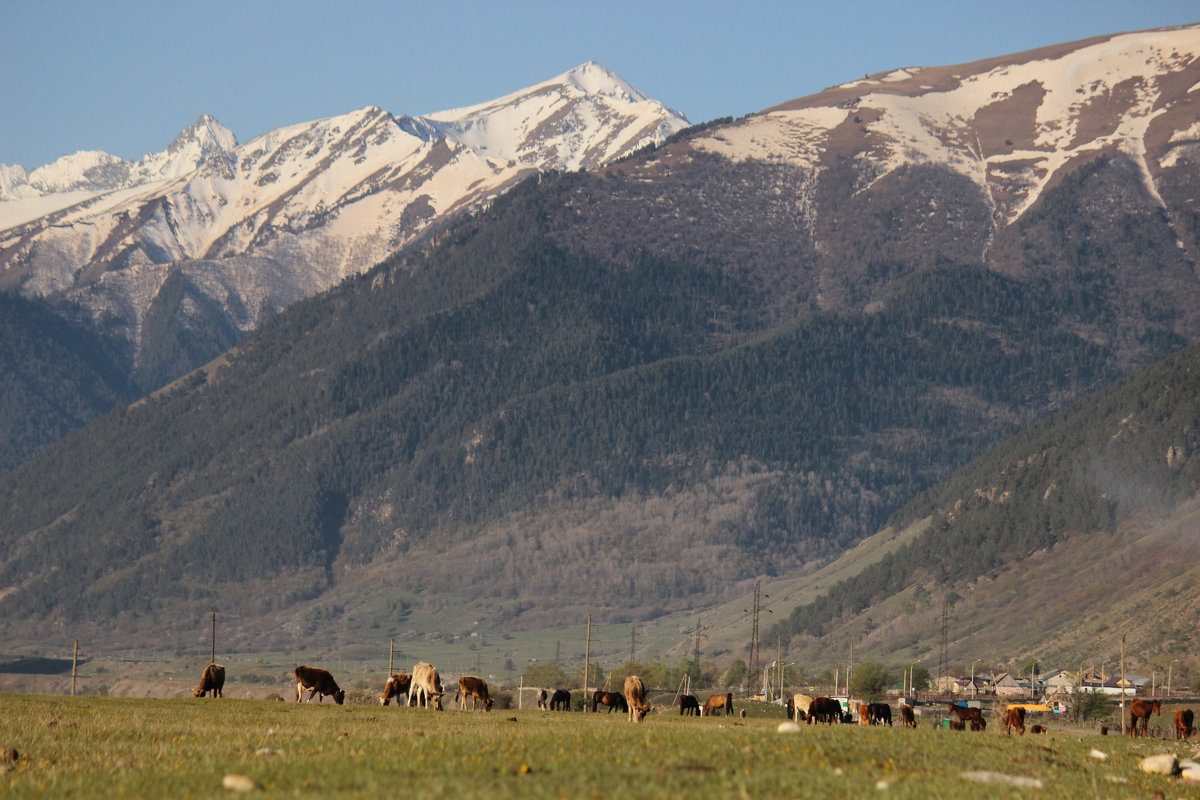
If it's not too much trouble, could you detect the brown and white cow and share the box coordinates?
[457,675,493,711]
[1003,706,1026,736]
[295,665,345,705]
[193,663,225,698]
[1175,708,1194,740]
[379,673,412,706]
[410,662,444,710]
[702,693,733,717]
[537,689,548,710]
[624,675,649,723]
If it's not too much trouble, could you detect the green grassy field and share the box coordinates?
[0,693,1194,799]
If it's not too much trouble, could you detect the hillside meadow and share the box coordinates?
[1,693,1196,799]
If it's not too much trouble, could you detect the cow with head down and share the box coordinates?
[379,673,412,706]
[624,675,649,723]
[295,665,345,705]
[410,662,444,710]
[193,663,225,698]
[457,675,494,711]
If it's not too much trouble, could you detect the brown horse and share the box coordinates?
[678,694,701,716]
[1128,699,1160,737]
[592,690,628,713]
[947,703,984,730]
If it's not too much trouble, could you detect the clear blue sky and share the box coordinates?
[1,0,1196,170]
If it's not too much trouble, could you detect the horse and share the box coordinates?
[592,690,628,714]
[678,694,701,716]
[1128,699,1160,738]
[1176,708,1194,740]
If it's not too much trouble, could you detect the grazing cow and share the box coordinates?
[1175,708,1194,740]
[899,704,916,729]
[868,702,892,726]
[1003,706,1026,736]
[549,689,571,711]
[702,693,733,717]
[410,662,444,710]
[379,673,412,706]
[295,665,345,705]
[1030,724,1047,734]
[624,675,649,723]
[1128,698,1160,738]
[858,703,872,725]
[949,718,965,731]
[193,663,225,698]
[457,675,493,712]
[792,693,815,723]
[537,689,548,710]
[678,694,701,716]
[970,717,987,732]
[592,690,628,713]
[808,696,841,725]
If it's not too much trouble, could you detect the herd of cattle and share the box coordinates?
[192,662,1197,736]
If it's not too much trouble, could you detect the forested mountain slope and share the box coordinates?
[1,26,1199,655]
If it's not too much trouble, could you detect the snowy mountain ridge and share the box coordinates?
[0,63,689,379]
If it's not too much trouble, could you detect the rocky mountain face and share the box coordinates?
[2,26,1200,662]
[0,62,688,392]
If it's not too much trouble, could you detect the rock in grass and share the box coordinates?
[1139,754,1179,776]
[776,722,802,733]
[961,771,1044,789]
[222,774,260,792]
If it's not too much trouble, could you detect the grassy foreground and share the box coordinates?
[0,693,1194,799]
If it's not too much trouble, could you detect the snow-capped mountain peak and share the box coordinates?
[0,63,689,374]
[131,114,238,183]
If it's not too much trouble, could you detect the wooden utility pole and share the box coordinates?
[746,582,763,684]
[389,639,394,675]
[1119,635,1127,736]
[210,612,216,664]
[71,639,79,697]
[583,615,592,712]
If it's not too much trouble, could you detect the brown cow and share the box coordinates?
[624,675,649,723]
[295,665,345,704]
[1003,706,1026,736]
[899,703,916,728]
[410,662,444,710]
[809,696,841,724]
[1128,698,1160,738]
[702,693,733,717]
[457,675,493,711]
[970,717,987,732]
[592,690,628,713]
[379,673,411,706]
[1029,724,1047,734]
[1175,708,1194,740]
[858,703,872,725]
[678,694,701,716]
[949,718,965,731]
[193,663,225,698]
